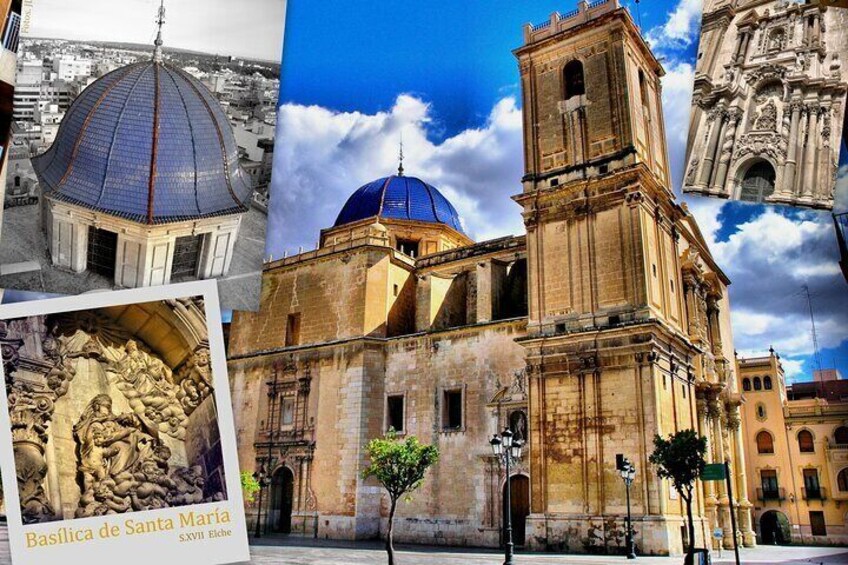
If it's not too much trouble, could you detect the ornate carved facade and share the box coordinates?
[227,0,752,556]
[685,0,848,209]
[0,298,226,523]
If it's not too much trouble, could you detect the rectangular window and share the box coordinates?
[760,469,778,494]
[396,239,420,257]
[803,468,821,499]
[810,511,826,536]
[386,394,404,433]
[442,389,463,430]
[280,396,295,428]
[285,313,301,347]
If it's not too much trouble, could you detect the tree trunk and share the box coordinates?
[685,491,695,561]
[386,497,397,565]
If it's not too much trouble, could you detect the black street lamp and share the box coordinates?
[490,428,523,565]
[619,459,637,559]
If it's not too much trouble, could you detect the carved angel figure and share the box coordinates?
[169,465,207,506]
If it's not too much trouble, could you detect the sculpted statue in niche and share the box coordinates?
[768,28,785,52]
[108,339,188,439]
[754,99,779,131]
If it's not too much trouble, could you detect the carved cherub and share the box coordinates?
[170,465,207,506]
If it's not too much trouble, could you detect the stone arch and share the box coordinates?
[562,59,585,100]
[268,464,295,534]
[759,510,791,544]
[731,157,778,203]
[797,428,815,452]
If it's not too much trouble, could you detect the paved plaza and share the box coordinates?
[0,525,845,563]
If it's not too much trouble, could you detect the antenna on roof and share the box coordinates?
[802,284,823,375]
[153,0,166,63]
[397,131,405,176]
[634,0,642,32]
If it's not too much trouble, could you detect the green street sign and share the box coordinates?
[702,463,726,481]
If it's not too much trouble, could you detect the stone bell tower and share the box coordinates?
[513,0,752,556]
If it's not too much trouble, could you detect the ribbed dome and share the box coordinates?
[334,175,464,233]
[33,61,252,224]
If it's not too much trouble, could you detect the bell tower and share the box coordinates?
[513,0,729,556]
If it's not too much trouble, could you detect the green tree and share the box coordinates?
[362,431,439,565]
[240,471,261,504]
[649,429,707,561]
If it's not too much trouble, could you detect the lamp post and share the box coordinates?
[619,458,637,559]
[253,459,268,538]
[490,428,524,565]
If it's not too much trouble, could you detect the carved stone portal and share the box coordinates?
[1,298,228,523]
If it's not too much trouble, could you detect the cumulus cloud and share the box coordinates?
[265,94,524,257]
[706,207,848,368]
[659,61,695,191]
[645,0,704,50]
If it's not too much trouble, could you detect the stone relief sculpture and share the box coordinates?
[107,339,188,439]
[0,299,228,524]
[176,346,213,414]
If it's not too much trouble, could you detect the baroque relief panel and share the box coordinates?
[0,297,226,524]
[684,0,847,209]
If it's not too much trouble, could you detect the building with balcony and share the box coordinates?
[739,352,848,545]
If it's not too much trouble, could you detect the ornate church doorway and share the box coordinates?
[739,161,776,203]
[504,475,530,546]
[269,467,294,534]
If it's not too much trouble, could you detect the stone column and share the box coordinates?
[712,108,742,191]
[801,104,819,198]
[708,393,732,549]
[781,102,803,197]
[698,108,725,187]
[816,105,832,201]
[729,405,756,547]
[696,388,718,548]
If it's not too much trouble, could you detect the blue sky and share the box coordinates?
[268,0,848,382]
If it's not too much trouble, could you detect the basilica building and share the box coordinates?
[228,0,754,556]
[684,0,847,209]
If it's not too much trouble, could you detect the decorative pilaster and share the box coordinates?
[780,101,803,196]
[712,108,742,190]
[698,108,726,187]
[801,103,819,198]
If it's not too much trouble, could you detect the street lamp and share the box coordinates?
[619,458,637,559]
[490,428,524,565]
[253,455,277,538]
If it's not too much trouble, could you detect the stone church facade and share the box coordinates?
[228,0,754,556]
[684,0,848,209]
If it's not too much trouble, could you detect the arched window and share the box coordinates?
[756,404,766,420]
[764,376,773,390]
[835,426,848,446]
[740,161,776,203]
[563,60,585,100]
[754,377,762,390]
[757,431,775,454]
[839,469,848,492]
[798,430,814,453]
[13,176,20,188]
[743,378,751,391]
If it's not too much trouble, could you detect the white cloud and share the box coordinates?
[645,0,704,50]
[660,61,695,191]
[265,95,525,258]
[709,208,848,363]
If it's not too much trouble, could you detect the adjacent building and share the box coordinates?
[685,0,848,209]
[738,352,848,544]
[227,0,754,556]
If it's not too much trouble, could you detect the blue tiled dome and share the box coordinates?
[33,61,252,224]
[334,175,464,233]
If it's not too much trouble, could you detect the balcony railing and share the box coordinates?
[2,12,20,54]
[802,487,827,501]
[757,487,785,502]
